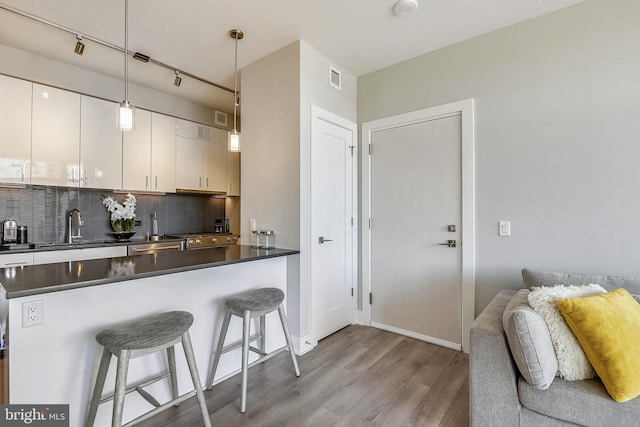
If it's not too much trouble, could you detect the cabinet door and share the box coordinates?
[123,109,152,191]
[0,253,33,268]
[32,246,127,265]
[80,96,122,189]
[151,113,176,192]
[31,84,80,187]
[203,141,227,192]
[227,150,240,196]
[175,136,202,190]
[0,75,31,184]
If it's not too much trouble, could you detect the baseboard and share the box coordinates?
[292,333,315,355]
[369,321,462,351]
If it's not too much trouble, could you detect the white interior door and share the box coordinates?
[311,109,356,342]
[370,114,462,349]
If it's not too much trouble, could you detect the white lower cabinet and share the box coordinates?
[0,253,34,268]
[32,246,127,265]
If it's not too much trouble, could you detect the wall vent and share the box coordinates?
[214,110,228,127]
[329,65,341,90]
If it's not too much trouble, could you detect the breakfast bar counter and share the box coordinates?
[0,245,300,427]
[1,245,299,298]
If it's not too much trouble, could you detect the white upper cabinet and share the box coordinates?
[31,84,81,187]
[123,109,152,191]
[123,110,176,192]
[226,150,240,196]
[175,135,203,190]
[0,75,32,185]
[175,119,227,193]
[205,127,227,193]
[80,96,122,189]
[150,112,176,192]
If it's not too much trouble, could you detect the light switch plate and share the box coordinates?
[499,221,511,237]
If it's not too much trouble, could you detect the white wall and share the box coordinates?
[241,41,357,345]
[358,0,640,315]
[0,43,218,126]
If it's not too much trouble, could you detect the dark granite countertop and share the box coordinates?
[0,245,300,299]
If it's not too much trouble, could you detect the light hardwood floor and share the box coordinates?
[140,325,469,426]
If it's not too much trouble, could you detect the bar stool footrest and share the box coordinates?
[98,371,171,405]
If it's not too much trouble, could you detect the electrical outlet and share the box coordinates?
[22,300,44,327]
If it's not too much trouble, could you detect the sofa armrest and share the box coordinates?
[470,289,522,427]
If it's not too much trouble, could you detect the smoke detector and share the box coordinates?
[393,0,418,16]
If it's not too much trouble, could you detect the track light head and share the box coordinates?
[74,35,85,55]
[174,71,182,87]
[133,52,150,63]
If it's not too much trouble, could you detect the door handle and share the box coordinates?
[438,240,457,248]
[318,237,333,244]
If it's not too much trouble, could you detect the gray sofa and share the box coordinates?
[470,269,640,426]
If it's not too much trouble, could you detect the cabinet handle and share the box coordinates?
[84,169,88,185]
[199,176,202,188]
[21,163,25,183]
[6,261,28,266]
[155,176,158,190]
[206,177,209,188]
[145,175,149,190]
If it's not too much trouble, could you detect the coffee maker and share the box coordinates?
[2,219,17,244]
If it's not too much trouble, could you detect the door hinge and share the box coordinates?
[369,218,372,229]
[351,217,354,226]
[351,288,354,297]
[349,145,355,156]
[368,144,372,155]
[369,292,373,305]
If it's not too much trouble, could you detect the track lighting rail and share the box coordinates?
[0,3,235,94]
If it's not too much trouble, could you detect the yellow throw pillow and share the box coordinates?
[557,288,640,402]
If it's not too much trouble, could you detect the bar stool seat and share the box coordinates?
[206,287,300,413]
[85,311,211,427]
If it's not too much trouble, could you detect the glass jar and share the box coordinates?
[255,230,276,249]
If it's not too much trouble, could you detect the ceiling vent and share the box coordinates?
[330,66,341,90]
[393,0,418,16]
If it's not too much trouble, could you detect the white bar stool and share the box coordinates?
[206,287,300,413]
[85,311,211,427]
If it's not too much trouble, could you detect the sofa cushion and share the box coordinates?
[558,288,640,402]
[518,376,640,426]
[503,289,557,389]
[522,268,640,301]
[527,284,606,381]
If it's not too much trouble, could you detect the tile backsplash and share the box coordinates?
[0,186,225,243]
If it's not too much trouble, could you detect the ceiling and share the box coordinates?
[0,0,587,112]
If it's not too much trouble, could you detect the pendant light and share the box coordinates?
[119,0,134,131]
[228,29,243,152]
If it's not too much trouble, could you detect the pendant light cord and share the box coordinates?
[124,0,129,102]
[233,31,238,132]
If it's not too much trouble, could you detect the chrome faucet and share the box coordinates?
[68,208,84,243]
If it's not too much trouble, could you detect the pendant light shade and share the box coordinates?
[228,29,243,152]
[119,101,134,131]
[119,0,135,131]
[228,129,240,152]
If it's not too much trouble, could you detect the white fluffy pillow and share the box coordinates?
[527,284,606,381]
